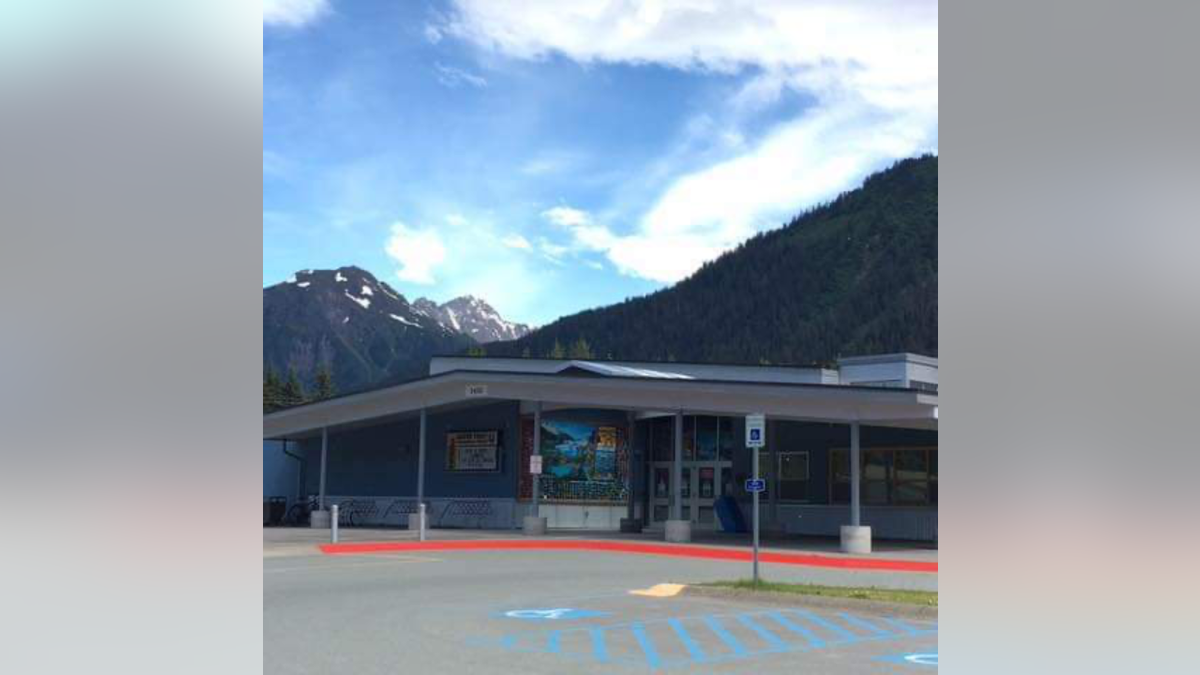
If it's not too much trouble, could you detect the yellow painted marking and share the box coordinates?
[629,583,687,597]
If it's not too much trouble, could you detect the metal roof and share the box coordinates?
[263,368,937,440]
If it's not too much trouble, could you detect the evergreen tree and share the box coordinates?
[263,366,283,413]
[568,337,594,359]
[280,369,306,408]
[313,365,336,401]
[476,156,938,365]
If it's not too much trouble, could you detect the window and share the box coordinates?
[777,451,810,501]
[718,417,734,460]
[863,449,890,505]
[894,449,930,505]
[651,417,673,461]
[831,447,937,507]
[695,416,718,461]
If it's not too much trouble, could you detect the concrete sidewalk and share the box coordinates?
[263,526,937,564]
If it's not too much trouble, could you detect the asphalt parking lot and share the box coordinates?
[265,532,937,673]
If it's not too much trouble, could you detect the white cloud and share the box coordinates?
[263,0,329,28]
[501,234,533,251]
[434,62,488,88]
[423,24,444,44]
[441,0,937,283]
[541,206,591,228]
[384,222,446,284]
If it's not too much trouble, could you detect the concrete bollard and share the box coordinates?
[331,504,339,543]
[310,509,331,529]
[664,520,692,543]
[523,515,548,536]
[408,504,428,541]
[840,525,872,554]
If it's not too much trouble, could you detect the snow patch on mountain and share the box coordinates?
[344,292,370,309]
[411,295,531,343]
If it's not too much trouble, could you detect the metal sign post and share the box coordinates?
[745,414,766,587]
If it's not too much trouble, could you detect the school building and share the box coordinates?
[262,353,938,552]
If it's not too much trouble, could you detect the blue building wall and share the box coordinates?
[263,440,301,502]
[299,401,522,499]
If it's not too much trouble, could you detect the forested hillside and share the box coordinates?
[486,155,938,365]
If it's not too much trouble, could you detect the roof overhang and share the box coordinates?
[263,370,938,440]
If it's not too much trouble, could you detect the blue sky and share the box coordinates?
[264,1,938,326]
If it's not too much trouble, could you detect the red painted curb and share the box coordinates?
[318,539,937,573]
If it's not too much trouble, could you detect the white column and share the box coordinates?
[672,411,683,521]
[840,420,871,554]
[626,411,636,522]
[531,402,542,516]
[318,427,328,510]
[850,421,861,527]
[524,402,548,535]
[417,408,427,507]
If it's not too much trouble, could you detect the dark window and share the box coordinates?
[830,447,937,507]
[777,451,810,501]
[696,416,719,461]
[651,418,673,461]
[718,417,734,461]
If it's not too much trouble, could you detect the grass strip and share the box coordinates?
[699,580,937,607]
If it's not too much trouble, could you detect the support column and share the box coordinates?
[417,408,427,506]
[410,409,428,532]
[524,402,548,535]
[841,420,871,553]
[620,411,642,533]
[665,410,691,542]
[311,427,331,528]
[850,421,861,527]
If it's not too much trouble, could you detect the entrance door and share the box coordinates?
[648,461,731,530]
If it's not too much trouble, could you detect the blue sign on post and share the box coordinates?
[745,478,766,493]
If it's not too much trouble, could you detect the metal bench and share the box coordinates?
[284,497,319,526]
[380,499,419,526]
[336,499,380,526]
[438,500,493,528]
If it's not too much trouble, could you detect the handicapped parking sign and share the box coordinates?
[745,413,765,448]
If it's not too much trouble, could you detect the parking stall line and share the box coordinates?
[837,612,891,637]
[880,617,927,635]
[589,627,610,664]
[667,618,708,663]
[763,611,826,649]
[786,609,860,643]
[630,622,663,670]
[737,614,791,652]
[481,606,938,671]
[702,615,750,658]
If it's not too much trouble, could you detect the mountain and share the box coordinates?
[263,267,475,393]
[412,295,532,343]
[485,155,938,364]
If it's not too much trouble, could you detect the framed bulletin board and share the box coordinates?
[446,430,501,472]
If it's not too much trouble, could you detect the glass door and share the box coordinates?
[648,462,730,529]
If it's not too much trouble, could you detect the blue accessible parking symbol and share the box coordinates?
[503,608,610,622]
[878,652,938,667]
